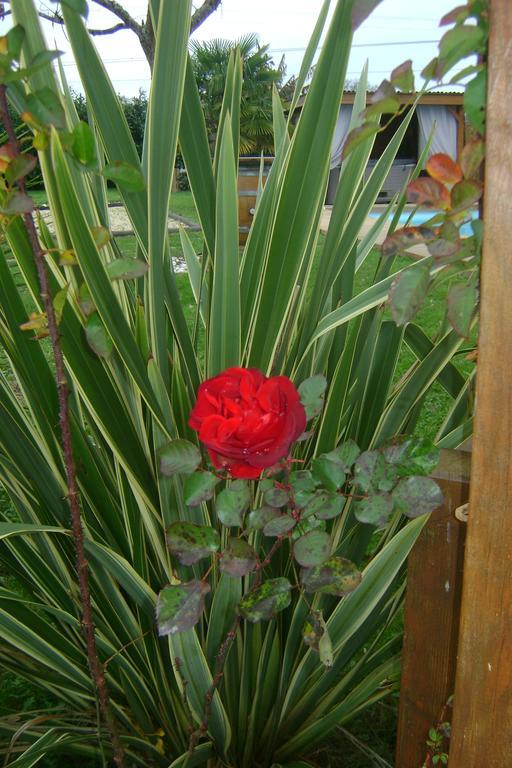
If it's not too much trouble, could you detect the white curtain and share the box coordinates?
[330,105,352,169]
[417,105,458,161]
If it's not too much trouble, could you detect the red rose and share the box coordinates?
[188,367,306,479]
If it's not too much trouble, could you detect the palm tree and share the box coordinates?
[190,33,285,155]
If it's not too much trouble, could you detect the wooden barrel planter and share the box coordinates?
[238,156,273,245]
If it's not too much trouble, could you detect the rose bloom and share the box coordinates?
[188,367,306,479]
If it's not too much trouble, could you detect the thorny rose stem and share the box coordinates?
[0,85,126,768]
[188,533,288,753]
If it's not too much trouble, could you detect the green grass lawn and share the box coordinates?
[29,187,200,224]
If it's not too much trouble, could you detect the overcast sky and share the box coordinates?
[3,0,464,96]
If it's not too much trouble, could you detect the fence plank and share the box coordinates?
[395,449,470,768]
[448,1,512,765]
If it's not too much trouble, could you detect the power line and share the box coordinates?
[269,39,440,53]
[61,38,443,68]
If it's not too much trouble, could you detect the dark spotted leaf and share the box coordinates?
[217,480,250,527]
[389,265,430,326]
[302,610,333,668]
[382,436,440,477]
[220,538,257,577]
[85,313,113,358]
[157,580,210,635]
[303,610,325,650]
[303,491,344,520]
[166,522,220,566]
[342,123,380,159]
[106,258,149,281]
[290,471,317,509]
[263,485,289,508]
[5,153,37,185]
[460,138,485,180]
[183,471,219,506]
[293,488,317,509]
[382,226,435,258]
[390,59,414,92]
[293,530,331,567]
[246,506,280,530]
[448,281,477,338]
[71,121,97,168]
[426,154,462,185]
[392,476,444,518]
[354,450,387,492]
[238,577,292,622]
[291,517,326,541]
[407,178,451,209]
[354,493,394,527]
[263,514,296,537]
[311,454,346,492]
[159,440,201,476]
[102,161,145,192]
[301,556,361,596]
[450,179,482,214]
[298,375,327,420]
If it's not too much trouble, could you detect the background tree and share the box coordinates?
[1,0,223,67]
[190,33,288,155]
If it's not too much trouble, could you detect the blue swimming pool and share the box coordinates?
[369,208,479,237]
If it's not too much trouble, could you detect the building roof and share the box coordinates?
[294,90,464,110]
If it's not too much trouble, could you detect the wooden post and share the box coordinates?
[448,2,512,765]
[395,449,470,768]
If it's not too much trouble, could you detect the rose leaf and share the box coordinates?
[159,440,202,476]
[301,556,361,596]
[157,580,210,635]
[183,471,219,506]
[293,530,331,568]
[392,476,444,518]
[166,521,220,565]
[220,538,258,577]
[238,578,292,622]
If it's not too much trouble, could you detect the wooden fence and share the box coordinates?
[396,2,512,764]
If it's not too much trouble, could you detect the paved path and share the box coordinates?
[37,203,199,236]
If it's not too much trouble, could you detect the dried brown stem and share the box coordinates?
[0,85,125,768]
